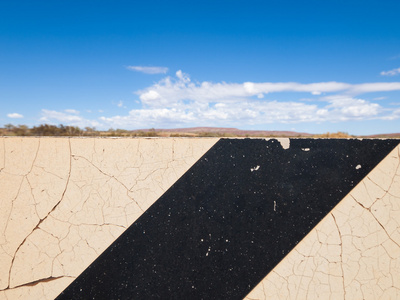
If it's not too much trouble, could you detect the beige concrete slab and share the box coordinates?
[0,137,218,300]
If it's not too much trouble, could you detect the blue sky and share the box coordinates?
[1,0,400,135]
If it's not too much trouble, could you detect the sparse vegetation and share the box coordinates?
[0,124,160,137]
[0,124,399,138]
[311,131,354,138]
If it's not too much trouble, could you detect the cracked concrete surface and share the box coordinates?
[0,137,218,300]
[245,145,400,300]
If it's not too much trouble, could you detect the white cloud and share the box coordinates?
[136,71,400,109]
[34,71,400,130]
[381,107,400,120]
[40,109,101,128]
[99,100,322,129]
[126,71,399,126]
[40,109,82,123]
[114,101,127,109]
[349,82,400,93]
[7,113,24,119]
[380,67,400,76]
[127,66,168,74]
[140,90,161,102]
[176,70,190,83]
[324,95,381,120]
[99,96,385,129]
[64,109,80,114]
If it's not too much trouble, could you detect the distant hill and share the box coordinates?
[1,124,399,138]
[362,133,400,138]
[132,127,313,137]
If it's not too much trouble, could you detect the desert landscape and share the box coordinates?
[2,124,399,138]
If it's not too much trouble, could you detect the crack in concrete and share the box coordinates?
[366,151,400,202]
[0,138,5,173]
[331,213,346,300]
[71,154,144,212]
[295,238,319,300]
[1,138,221,298]
[3,176,25,246]
[28,139,41,175]
[352,195,400,250]
[5,139,72,289]
[243,145,400,300]
[33,165,66,181]
[0,275,76,291]
[3,139,41,243]
[49,210,127,230]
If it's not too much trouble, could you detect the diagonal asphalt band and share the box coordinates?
[56,138,399,299]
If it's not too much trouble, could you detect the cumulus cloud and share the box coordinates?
[118,71,398,127]
[380,67,400,76]
[175,70,190,83]
[40,109,101,128]
[127,66,168,74]
[99,95,385,129]
[136,72,400,108]
[40,109,82,123]
[64,109,80,114]
[7,113,24,118]
[37,71,400,130]
[324,96,381,120]
[99,101,320,129]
